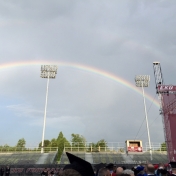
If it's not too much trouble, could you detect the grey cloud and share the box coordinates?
[0,0,175,146]
[6,104,43,118]
[0,1,75,20]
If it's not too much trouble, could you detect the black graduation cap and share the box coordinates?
[169,162,176,168]
[63,152,94,176]
[122,166,126,170]
[106,163,114,170]
[159,169,167,174]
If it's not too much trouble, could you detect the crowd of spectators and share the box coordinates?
[56,152,176,176]
[90,163,173,176]
[0,153,175,176]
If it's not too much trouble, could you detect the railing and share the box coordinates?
[0,147,58,153]
[64,146,125,153]
[1,144,165,154]
[64,142,167,154]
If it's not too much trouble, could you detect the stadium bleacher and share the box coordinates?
[60,151,168,164]
[128,152,168,164]
[0,152,58,165]
[60,152,86,164]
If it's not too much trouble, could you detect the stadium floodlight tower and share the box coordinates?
[40,65,58,153]
[135,75,152,160]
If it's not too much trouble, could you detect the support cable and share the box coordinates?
[137,114,160,139]
[134,94,157,140]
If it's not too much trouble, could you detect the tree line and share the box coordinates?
[0,133,167,161]
[0,132,108,160]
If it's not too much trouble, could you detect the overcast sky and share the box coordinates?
[0,0,176,147]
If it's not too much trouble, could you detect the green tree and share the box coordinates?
[38,140,51,147]
[16,138,26,148]
[57,132,70,161]
[57,131,64,141]
[71,134,86,148]
[50,138,57,147]
[4,144,10,148]
[160,142,166,151]
[96,139,108,151]
[88,143,98,152]
[87,139,108,152]
[96,139,108,148]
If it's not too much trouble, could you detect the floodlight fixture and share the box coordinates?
[134,75,152,160]
[153,61,160,65]
[40,65,58,153]
[135,75,150,87]
[41,65,58,78]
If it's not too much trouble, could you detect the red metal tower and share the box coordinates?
[153,62,176,161]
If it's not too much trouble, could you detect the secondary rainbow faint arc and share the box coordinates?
[0,61,159,107]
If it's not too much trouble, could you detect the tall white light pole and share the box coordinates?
[40,65,58,153]
[135,75,152,160]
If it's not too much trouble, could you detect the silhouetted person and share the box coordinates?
[41,168,48,176]
[0,167,5,176]
[5,166,10,176]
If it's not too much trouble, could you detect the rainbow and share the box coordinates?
[0,60,159,107]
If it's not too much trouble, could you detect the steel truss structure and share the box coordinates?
[153,62,176,161]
